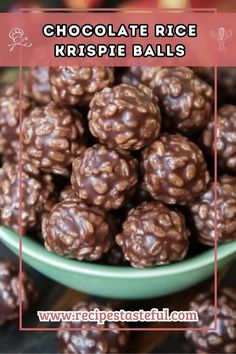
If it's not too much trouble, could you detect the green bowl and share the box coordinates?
[1,226,236,299]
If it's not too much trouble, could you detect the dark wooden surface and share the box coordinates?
[0,241,236,354]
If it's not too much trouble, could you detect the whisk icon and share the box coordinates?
[209,27,232,51]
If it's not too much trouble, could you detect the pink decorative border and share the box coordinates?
[18,7,218,332]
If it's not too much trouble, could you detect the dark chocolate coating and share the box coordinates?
[58,302,129,354]
[59,185,80,202]
[88,84,161,151]
[116,201,190,268]
[0,262,37,326]
[190,175,236,245]
[71,144,138,210]
[42,199,115,261]
[22,102,86,176]
[0,85,32,163]
[142,134,210,205]
[0,162,54,234]
[201,105,236,173]
[121,66,162,86]
[149,67,213,134]
[50,66,114,106]
[186,288,236,353]
[23,67,51,104]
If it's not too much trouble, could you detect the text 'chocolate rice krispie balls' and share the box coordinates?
[58,301,130,354]
[23,67,51,105]
[201,105,236,173]
[190,175,236,245]
[186,288,236,354]
[88,83,161,151]
[0,85,32,163]
[49,66,114,106]
[116,201,190,268]
[22,101,86,176]
[142,133,210,205]
[71,144,138,210]
[42,199,116,261]
[0,262,37,326]
[149,66,213,134]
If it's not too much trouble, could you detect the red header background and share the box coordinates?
[0,12,235,66]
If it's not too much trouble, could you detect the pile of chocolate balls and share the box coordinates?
[0,66,236,353]
[1,66,236,268]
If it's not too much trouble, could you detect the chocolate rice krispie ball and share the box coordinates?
[88,84,161,150]
[71,144,138,210]
[49,66,114,106]
[42,199,116,261]
[0,162,54,234]
[201,105,236,173]
[0,262,37,326]
[116,201,190,268]
[149,67,213,134]
[24,67,51,105]
[0,85,32,163]
[186,288,236,353]
[142,134,210,205]
[22,102,86,176]
[58,301,130,354]
[121,66,162,86]
[190,175,236,245]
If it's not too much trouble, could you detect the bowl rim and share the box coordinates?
[1,226,236,279]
